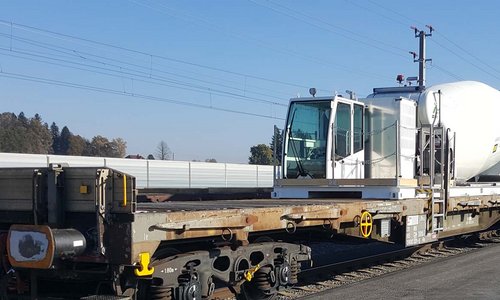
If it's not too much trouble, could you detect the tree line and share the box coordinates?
[0,111,279,163]
[0,112,127,157]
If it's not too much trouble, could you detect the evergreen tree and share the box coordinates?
[50,122,61,154]
[60,126,72,155]
[270,127,283,165]
[18,112,28,125]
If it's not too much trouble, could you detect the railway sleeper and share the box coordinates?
[123,242,311,300]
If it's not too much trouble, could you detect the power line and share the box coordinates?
[429,38,500,81]
[249,0,409,58]
[14,34,288,100]
[344,0,409,28]
[131,0,389,81]
[354,1,500,83]
[0,19,329,92]
[0,33,289,106]
[0,47,289,108]
[366,0,423,27]
[0,70,285,120]
[0,29,295,100]
[429,63,464,81]
[434,31,500,75]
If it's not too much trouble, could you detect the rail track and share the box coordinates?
[286,229,500,299]
[210,229,500,300]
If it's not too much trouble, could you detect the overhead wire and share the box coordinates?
[6,30,295,100]
[253,0,469,83]
[428,63,464,81]
[249,0,409,59]
[0,47,288,107]
[248,0,476,90]
[0,19,329,93]
[429,38,500,81]
[131,0,389,81]
[434,31,500,75]
[357,0,500,83]
[0,32,289,106]
[0,27,293,101]
[0,70,285,120]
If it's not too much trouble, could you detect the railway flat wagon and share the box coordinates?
[0,159,499,300]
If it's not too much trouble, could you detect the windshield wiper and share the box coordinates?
[287,109,308,178]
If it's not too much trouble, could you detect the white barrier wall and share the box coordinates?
[0,153,274,188]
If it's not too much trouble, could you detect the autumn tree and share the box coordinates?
[86,136,126,158]
[249,144,273,165]
[110,138,127,158]
[68,135,88,156]
[28,114,52,154]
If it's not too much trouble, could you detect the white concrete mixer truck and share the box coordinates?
[273,79,500,195]
[274,27,500,202]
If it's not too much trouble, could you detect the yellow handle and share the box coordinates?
[244,264,261,282]
[134,252,154,277]
[122,175,127,207]
[360,211,373,238]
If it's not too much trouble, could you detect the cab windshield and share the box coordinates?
[284,100,331,179]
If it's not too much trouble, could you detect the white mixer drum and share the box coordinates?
[418,81,500,181]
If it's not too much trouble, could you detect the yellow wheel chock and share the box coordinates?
[360,211,373,238]
[135,252,155,277]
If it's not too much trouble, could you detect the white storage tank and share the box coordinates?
[418,81,500,181]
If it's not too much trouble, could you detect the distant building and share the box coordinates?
[125,154,144,159]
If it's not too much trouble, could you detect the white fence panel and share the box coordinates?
[105,158,148,188]
[257,166,275,188]
[0,153,274,188]
[226,164,257,187]
[48,155,105,167]
[148,160,190,188]
[190,162,226,188]
[0,153,47,167]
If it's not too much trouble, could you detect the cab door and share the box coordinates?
[329,99,364,179]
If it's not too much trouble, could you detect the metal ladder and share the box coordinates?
[431,186,445,232]
[419,125,447,233]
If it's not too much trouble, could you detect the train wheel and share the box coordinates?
[239,266,276,300]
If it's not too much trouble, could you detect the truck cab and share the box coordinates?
[283,95,365,180]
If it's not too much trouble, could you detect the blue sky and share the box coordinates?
[0,1,498,163]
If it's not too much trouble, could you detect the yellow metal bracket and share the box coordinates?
[122,175,127,207]
[244,264,261,282]
[134,252,154,277]
[360,211,373,238]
